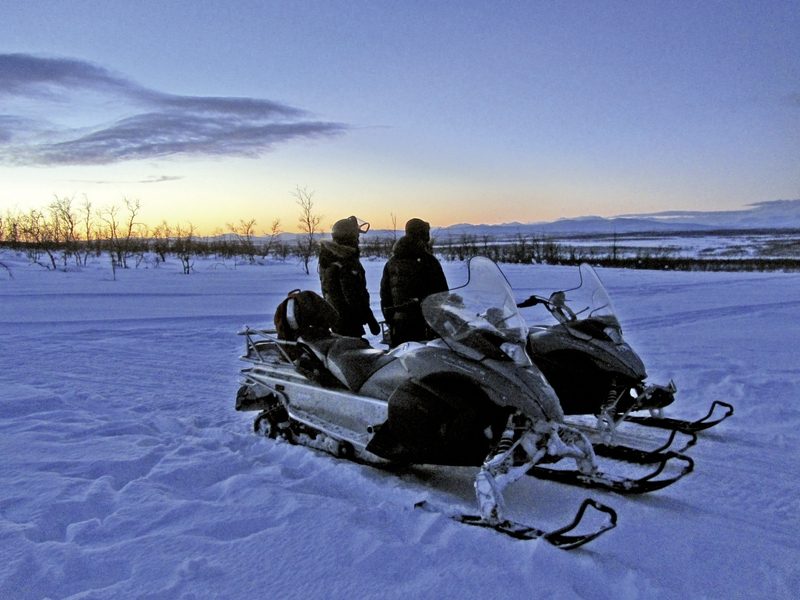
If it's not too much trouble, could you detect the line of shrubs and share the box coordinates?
[2,233,798,274]
[433,233,800,272]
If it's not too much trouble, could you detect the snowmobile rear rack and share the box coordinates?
[239,327,294,363]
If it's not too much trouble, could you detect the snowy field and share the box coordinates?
[432,228,800,260]
[471,231,800,259]
[1,251,799,599]
[559,231,800,259]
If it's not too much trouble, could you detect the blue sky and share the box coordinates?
[1,0,798,233]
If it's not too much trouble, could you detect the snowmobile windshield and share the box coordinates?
[573,264,617,321]
[422,257,530,362]
[546,264,622,340]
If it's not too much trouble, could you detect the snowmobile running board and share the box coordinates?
[415,498,617,550]
[623,400,734,433]
[527,449,694,494]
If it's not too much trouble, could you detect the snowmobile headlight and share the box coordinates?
[604,326,623,344]
[500,342,532,367]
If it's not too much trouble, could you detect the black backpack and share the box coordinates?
[273,289,338,341]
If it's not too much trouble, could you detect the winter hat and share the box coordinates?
[405,218,430,242]
[332,216,360,245]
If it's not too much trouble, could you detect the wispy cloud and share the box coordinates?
[0,114,49,143]
[139,175,184,184]
[68,174,185,185]
[0,53,347,166]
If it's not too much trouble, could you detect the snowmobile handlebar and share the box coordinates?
[517,292,577,324]
[516,295,543,309]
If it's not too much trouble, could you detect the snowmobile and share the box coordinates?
[235,258,691,549]
[516,262,733,448]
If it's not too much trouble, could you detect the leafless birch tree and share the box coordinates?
[294,187,321,275]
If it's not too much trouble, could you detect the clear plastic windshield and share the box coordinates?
[422,257,529,359]
[572,264,617,323]
[540,263,621,333]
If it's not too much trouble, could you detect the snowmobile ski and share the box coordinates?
[592,442,695,466]
[414,498,617,549]
[570,419,698,455]
[527,450,693,494]
[622,400,734,433]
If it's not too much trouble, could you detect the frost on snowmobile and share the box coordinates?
[236,257,629,548]
[516,263,734,443]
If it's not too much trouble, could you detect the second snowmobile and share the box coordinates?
[516,263,733,440]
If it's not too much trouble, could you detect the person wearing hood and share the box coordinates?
[380,218,448,347]
[318,216,381,338]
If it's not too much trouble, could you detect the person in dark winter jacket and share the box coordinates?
[380,218,448,347]
[318,215,381,338]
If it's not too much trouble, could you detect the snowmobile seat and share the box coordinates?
[302,336,395,392]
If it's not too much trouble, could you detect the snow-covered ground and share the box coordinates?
[556,232,800,259]
[1,251,799,599]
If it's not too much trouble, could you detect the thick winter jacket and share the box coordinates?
[380,236,448,347]
[318,240,374,337]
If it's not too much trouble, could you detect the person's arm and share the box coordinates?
[339,262,378,333]
[429,256,448,294]
[380,262,393,320]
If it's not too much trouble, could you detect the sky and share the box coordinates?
[0,0,798,234]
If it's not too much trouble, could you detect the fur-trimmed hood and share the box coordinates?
[391,235,431,259]
[319,239,359,265]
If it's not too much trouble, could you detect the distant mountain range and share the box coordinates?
[431,199,800,238]
[435,216,707,238]
[618,199,800,229]
[249,199,800,242]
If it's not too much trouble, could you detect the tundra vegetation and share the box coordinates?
[2,196,799,275]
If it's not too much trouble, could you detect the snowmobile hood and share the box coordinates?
[419,257,563,420]
[520,263,647,378]
[529,325,647,381]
